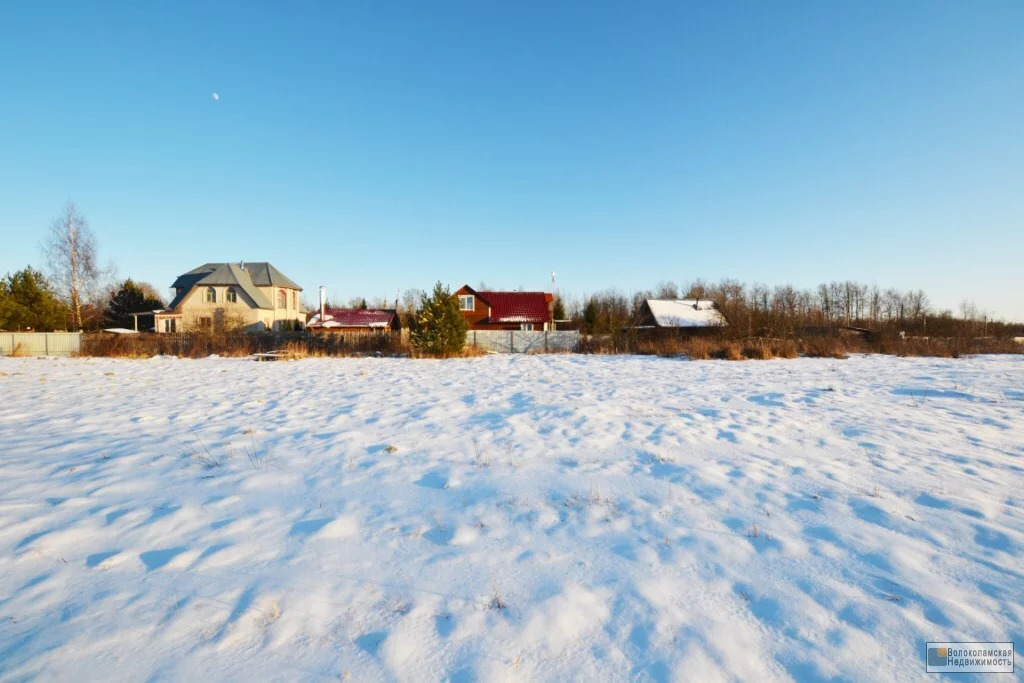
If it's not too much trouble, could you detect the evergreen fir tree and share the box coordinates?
[0,267,68,331]
[410,282,467,357]
[552,296,566,321]
[583,299,598,334]
[104,279,165,329]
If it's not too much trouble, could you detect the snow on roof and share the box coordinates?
[102,328,139,334]
[307,308,398,329]
[645,299,727,328]
[476,291,552,324]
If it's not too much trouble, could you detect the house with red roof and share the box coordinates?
[453,285,555,331]
[306,308,401,334]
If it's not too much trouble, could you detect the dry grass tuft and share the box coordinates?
[719,343,744,361]
[488,581,507,610]
[799,338,850,359]
[742,342,772,360]
[9,343,33,357]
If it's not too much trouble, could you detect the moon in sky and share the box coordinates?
[212,92,220,101]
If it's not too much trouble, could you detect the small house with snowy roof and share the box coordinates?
[636,298,728,331]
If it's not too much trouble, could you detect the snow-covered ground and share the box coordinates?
[1,354,1022,681]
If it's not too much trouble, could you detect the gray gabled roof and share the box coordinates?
[246,262,301,290]
[167,262,300,311]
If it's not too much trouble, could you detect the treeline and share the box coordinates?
[1,202,169,333]
[562,279,1021,339]
[0,265,166,332]
[4,201,1021,346]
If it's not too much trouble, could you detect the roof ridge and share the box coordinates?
[478,290,550,295]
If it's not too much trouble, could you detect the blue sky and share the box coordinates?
[1,1,1022,318]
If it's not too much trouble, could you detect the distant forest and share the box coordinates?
[559,279,1021,339]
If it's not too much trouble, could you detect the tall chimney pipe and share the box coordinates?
[319,286,326,323]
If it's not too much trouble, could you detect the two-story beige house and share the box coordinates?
[154,262,304,333]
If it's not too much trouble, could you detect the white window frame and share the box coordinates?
[520,323,534,331]
[225,287,237,303]
[459,295,474,311]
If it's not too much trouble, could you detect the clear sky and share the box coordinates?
[1,1,1022,318]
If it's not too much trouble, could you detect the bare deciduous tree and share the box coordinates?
[43,202,100,330]
[655,281,679,299]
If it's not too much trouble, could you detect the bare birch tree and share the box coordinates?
[43,202,100,330]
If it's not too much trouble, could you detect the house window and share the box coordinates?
[206,287,217,303]
[225,288,237,303]
[293,291,298,309]
[459,295,474,311]
[198,317,212,329]
[520,323,534,331]
[163,319,176,333]
[278,290,287,308]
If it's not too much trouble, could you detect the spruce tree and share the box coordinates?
[552,296,566,321]
[410,282,467,357]
[104,279,165,329]
[583,299,598,334]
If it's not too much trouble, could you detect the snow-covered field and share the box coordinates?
[1,354,1022,681]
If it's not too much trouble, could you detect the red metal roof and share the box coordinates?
[307,308,397,328]
[477,291,552,324]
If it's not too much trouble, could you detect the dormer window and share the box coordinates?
[459,295,474,311]
[205,287,216,303]
[225,288,237,303]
